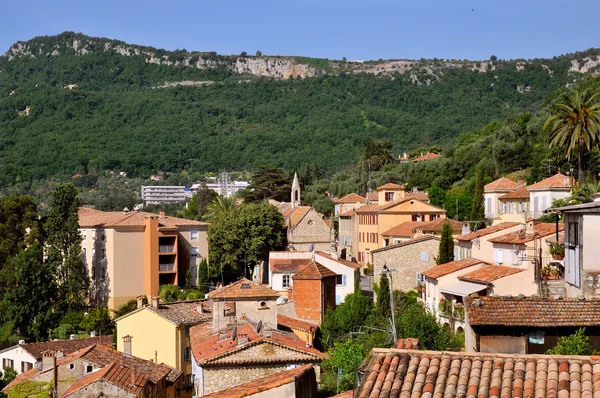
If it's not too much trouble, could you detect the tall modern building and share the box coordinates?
[141,185,192,205]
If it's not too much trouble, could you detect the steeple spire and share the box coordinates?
[291,173,301,208]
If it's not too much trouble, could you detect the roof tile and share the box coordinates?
[15,335,112,359]
[484,177,518,192]
[292,260,338,280]
[528,173,574,190]
[500,186,530,200]
[371,235,440,254]
[489,223,564,245]
[269,258,312,273]
[376,183,405,191]
[78,207,206,228]
[277,315,319,333]
[422,257,490,280]
[208,278,280,300]
[335,193,366,204]
[456,222,521,241]
[459,265,525,284]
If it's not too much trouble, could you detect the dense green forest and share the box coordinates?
[1,32,600,194]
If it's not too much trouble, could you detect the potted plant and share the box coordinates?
[541,265,560,280]
[549,242,565,261]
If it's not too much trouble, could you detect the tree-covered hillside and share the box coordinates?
[0,32,599,189]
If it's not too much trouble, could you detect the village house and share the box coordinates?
[528,173,574,218]
[3,343,182,398]
[465,295,600,354]
[115,296,211,393]
[371,236,440,293]
[334,193,366,216]
[483,177,518,220]
[411,152,440,162]
[79,207,208,309]
[455,222,522,261]
[189,279,326,396]
[355,346,600,398]
[0,335,112,375]
[268,251,360,304]
[338,208,358,260]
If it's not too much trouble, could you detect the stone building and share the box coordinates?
[371,235,440,293]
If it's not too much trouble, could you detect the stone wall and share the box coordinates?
[372,239,439,292]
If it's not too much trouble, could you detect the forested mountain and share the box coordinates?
[1,31,600,189]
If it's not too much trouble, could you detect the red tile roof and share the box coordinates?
[269,258,311,273]
[78,207,206,228]
[330,391,354,398]
[335,193,366,204]
[411,152,440,162]
[284,206,312,228]
[421,257,490,280]
[371,235,440,254]
[415,218,463,233]
[366,192,378,202]
[484,176,517,192]
[277,315,319,333]
[143,299,211,326]
[456,222,521,241]
[64,361,151,397]
[404,191,429,202]
[459,265,525,284]
[355,203,382,214]
[499,186,530,200]
[466,296,600,327]
[208,278,280,300]
[14,335,113,359]
[315,251,361,269]
[381,221,425,237]
[489,223,564,244]
[357,348,600,398]
[394,338,419,349]
[339,209,356,217]
[190,322,325,365]
[528,173,574,190]
[376,183,405,191]
[293,260,338,280]
[202,364,315,398]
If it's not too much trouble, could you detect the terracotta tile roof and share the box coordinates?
[371,235,440,254]
[315,251,361,270]
[376,183,405,191]
[546,231,565,245]
[466,295,600,327]
[15,335,113,359]
[208,278,280,300]
[269,258,311,273]
[202,364,315,398]
[277,314,319,333]
[339,209,356,217]
[324,219,332,228]
[394,338,419,349]
[456,222,521,241]
[282,207,294,218]
[421,257,490,280]
[78,207,207,228]
[528,173,574,190]
[404,191,429,202]
[329,391,354,398]
[500,186,530,200]
[484,176,517,192]
[381,221,425,237]
[355,203,382,213]
[357,348,600,398]
[489,223,564,244]
[366,192,378,202]
[459,265,525,284]
[190,322,325,365]
[411,152,440,162]
[284,206,312,228]
[4,344,180,391]
[415,218,463,233]
[336,193,366,204]
[144,299,211,326]
[292,260,338,280]
[64,361,151,397]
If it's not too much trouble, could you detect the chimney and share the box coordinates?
[151,295,160,309]
[196,303,204,314]
[237,334,249,345]
[90,331,96,338]
[123,335,133,356]
[18,339,25,345]
[287,287,293,301]
[136,295,144,309]
[462,222,471,236]
[517,178,525,188]
[69,334,75,340]
[159,211,166,219]
[240,313,246,321]
[218,330,228,342]
[131,369,137,386]
[42,351,56,372]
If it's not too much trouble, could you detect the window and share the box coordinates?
[336,275,344,286]
[342,274,347,286]
[282,274,291,289]
[185,326,190,337]
[420,252,429,262]
[183,347,191,362]
[191,230,198,240]
[412,215,418,222]
[82,231,86,240]
[2,359,13,370]
[385,192,394,202]
[191,247,199,258]
[82,248,87,257]
[495,249,504,264]
[568,222,578,246]
[69,363,75,370]
[307,220,314,227]
[21,362,32,372]
[336,295,341,305]
[430,215,438,221]
[542,196,547,211]
[86,365,93,373]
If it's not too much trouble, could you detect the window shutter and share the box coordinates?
[335,295,341,305]
[509,251,514,264]
[496,250,504,264]
[420,252,429,262]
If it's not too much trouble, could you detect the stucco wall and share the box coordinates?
[0,346,36,374]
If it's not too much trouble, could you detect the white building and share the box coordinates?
[141,185,191,205]
[193,172,249,198]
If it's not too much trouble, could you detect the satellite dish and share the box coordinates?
[257,320,263,333]
[231,326,237,341]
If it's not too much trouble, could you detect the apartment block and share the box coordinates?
[141,185,191,205]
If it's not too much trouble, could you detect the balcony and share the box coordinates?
[159,263,175,272]
[159,245,175,253]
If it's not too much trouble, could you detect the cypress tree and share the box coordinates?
[437,221,455,264]
[377,274,391,320]
[470,166,486,229]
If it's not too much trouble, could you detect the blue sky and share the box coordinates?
[2,0,598,61]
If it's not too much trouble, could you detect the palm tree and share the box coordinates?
[570,181,600,204]
[544,87,600,183]
[204,196,236,221]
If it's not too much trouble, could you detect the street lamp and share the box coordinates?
[382,265,397,341]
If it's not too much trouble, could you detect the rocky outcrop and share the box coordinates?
[232,58,319,79]
[570,58,600,75]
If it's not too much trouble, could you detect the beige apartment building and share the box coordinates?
[79,208,208,309]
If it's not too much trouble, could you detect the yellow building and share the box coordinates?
[115,296,210,397]
[79,208,208,309]
[356,184,446,264]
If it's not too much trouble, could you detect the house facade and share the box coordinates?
[79,208,208,309]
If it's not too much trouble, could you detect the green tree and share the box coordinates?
[320,338,364,394]
[427,186,446,208]
[197,258,209,294]
[255,50,262,57]
[79,307,114,335]
[0,195,38,271]
[208,202,285,278]
[470,166,485,228]
[396,303,463,351]
[376,274,391,321]
[158,284,185,302]
[436,221,454,264]
[321,291,373,343]
[184,184,217,220]
[570,181,600,204]
[545,87,600,183]
[205,196,236,221]
[241,167,291,203]
[546,328,597,355]
[45,183,88,312]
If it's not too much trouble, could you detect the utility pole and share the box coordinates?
[383,265,397,342]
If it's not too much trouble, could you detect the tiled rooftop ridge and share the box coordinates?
[357,348,600,398]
